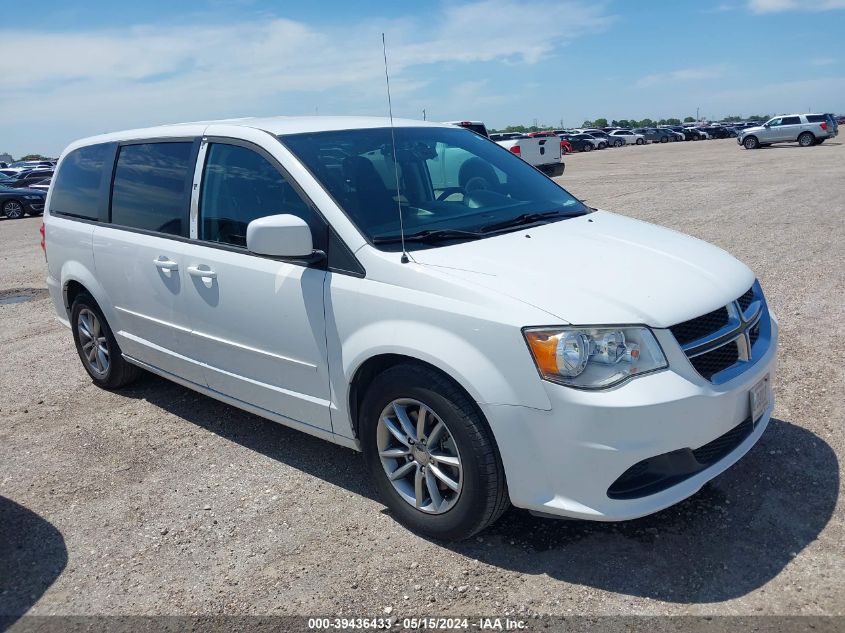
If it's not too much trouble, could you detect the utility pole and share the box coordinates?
[422,109,426,121]
[696,106,700,121]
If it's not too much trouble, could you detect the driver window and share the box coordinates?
[200,143,314,247]
[768,118,782,127]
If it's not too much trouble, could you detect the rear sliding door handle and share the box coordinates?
[187,265,217,280]
[154,257,179,271]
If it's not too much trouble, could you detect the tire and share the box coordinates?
[598,142,607,149]
[582,143,592,152]
[614,139,623,147]
[360,364,509,540]
[2,200,25,219]
[660,136,668,143]
[743,136,759,150]
[71,292,140,389]
[636,138,644,145]
[798,132,815,147]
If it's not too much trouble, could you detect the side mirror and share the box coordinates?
[246,214,318,260]
[763,123,770,128]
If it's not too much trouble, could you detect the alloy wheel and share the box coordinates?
[377,398,463,514]
[77,308,110,376]
[3,201,24,219]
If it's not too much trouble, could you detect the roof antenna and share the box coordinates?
[382,33,410,264]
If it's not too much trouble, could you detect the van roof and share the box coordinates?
[64,116,447,153]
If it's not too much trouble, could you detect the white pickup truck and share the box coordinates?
[445,121,565,176]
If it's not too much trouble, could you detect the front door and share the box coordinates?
[183,140,332,431]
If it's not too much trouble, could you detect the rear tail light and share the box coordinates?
[40,221,46,260]
[820,122,828,130]
[509,145,521,155]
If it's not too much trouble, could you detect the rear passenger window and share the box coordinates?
[199,143,317,248]
[110,142,193,236]
[781,116,800,125]
[50,143,110,219]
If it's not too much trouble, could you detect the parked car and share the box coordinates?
[579,130,613,147]
[670,126,704,141]
[45,116,777,540]
[559,134,596,152]
[661,128,686,142]
[737,113,837,149]
[608,129,645,145]
[634,128,671,143]
[29,177,51,191]
[0,183,45,218]
[1,168,54,188]
[583,133,608,149]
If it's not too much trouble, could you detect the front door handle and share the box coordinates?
[187,265,217,280]
[154,257,179,271]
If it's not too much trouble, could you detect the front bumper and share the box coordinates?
[22,199,45,214]
[481,315,778,521]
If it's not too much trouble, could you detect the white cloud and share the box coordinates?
[0,0,613,156]
[748,0,845,12]
[636,66,728,88]
[810,57,836,66]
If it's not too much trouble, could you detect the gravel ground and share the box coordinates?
[1,138,842,619]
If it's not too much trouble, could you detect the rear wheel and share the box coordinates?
[798,132,815,147]
[660,136,668,143]
[71,292,140,389]
[582,143,592,152]
[614,139,623,147]
[636,138,644,145]
[743,136,759,150]
[361,364,508,540]
[2,200,25,219]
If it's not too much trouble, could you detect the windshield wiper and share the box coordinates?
[372,228,484,245]
[479,210,583,234]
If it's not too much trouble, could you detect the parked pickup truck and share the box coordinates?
[445,121,565,177]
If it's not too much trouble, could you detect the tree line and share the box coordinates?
[492,114,772,133]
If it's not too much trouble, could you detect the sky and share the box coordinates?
[1,0,843,157]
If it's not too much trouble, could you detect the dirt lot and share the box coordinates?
[1,138,843,620]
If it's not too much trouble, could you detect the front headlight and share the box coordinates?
[523,326,668,389]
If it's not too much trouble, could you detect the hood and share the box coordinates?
[410,210,754,328]
[743,125,765,134]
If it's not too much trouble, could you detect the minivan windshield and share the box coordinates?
[280,126,588,249]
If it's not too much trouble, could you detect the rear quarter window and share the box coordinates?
[806,115,826,123]
[50,143,112,219]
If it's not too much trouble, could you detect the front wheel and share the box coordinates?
[798,132,815,147]
[361,364,508,540]
[636,138,644,145]
[3,200,25,219]
[614,139,623,147]
[582,143,592,152]
[743,136,759,149]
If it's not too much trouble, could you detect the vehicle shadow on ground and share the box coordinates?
[0,497,67,623]
[450,417,838,603]
[124,376,837,604]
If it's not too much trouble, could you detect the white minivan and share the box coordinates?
[44,117,777,540]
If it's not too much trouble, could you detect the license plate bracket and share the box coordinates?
[750,374,770,424]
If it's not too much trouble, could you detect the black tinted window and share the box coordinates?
[50,143,110,218]
[806,115,825,123]
[781,116,801,125]
[111,142,192,236]
[200,143,315,248]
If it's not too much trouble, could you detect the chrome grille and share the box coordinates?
[670,281,769,384]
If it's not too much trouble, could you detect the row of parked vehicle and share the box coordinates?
[482,113,840,155]
[0,160,54,219]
